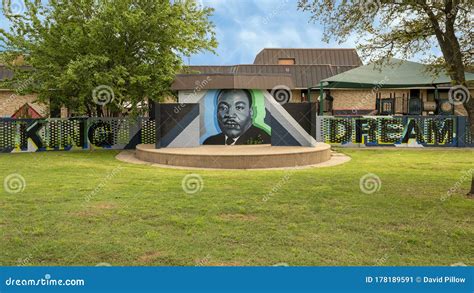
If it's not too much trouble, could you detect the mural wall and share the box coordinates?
[170,89,317,147]
[155,104,200,148]
[200,89,271,145]
[316,116,473,147]
[0,117,156,153]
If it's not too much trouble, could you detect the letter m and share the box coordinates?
[427,118,454,145]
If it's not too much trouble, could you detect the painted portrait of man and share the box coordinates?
[203,89,270,145]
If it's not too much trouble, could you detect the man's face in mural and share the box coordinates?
[217,90,253,139]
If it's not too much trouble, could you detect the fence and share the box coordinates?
[0,117,156,153]
[1,115,473,153]
[316,115,473,147]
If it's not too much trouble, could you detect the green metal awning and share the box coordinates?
[318,58,474,89]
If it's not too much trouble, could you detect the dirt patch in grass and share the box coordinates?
[137,251,164,264]
[93,202,118,210]
[206,261,244,266]
[70,201,119,217]
[218,213,258,221]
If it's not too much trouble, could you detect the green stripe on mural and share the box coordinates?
[251,90,271,135]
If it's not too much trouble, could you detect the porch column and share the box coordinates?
[319,82,324,115]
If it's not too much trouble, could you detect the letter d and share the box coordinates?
[6,277,12,286]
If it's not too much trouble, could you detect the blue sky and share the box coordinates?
[189,0,359,65]
[1,0,440,65]
[2,0,356,65]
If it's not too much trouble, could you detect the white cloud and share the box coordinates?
[190,0,359,65]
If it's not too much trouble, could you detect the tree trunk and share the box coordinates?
[423,2,474,142]
[466,98,474,144]
[422,3,474,196]
[469,176,474,198]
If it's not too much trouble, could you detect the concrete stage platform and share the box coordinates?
[134,143,334,169]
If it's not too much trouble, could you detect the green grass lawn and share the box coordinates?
[0,149,473,266]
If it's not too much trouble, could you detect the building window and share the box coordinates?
[278,58,295,65]
[408,97,422,115]
[376,94,395,115]
[301,92,307,102]
[381,100,394,114]
[408,90,422,115]
[324,94,334,113]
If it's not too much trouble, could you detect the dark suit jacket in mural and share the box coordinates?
[203,125,270,145]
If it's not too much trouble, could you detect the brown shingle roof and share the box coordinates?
[177,64,359,89]
[171,73,295,91]
[174,48,363,90]
[253,48,363,66]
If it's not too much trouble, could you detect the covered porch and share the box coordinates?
[309,59,474,116]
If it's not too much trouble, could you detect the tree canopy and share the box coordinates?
[299,0,474,195]
[298,0,472,76]
[298,0,474,132]
[0,0,217,116]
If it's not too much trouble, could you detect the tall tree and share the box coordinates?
[0,0,217,116]
[298,0,474,196]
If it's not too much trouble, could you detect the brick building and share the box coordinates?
[0,65,48,118]
[173,49,473,116]
[317,58,474,116]
[1,49,472,118]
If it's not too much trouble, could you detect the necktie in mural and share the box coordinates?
[225,137,235,145]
